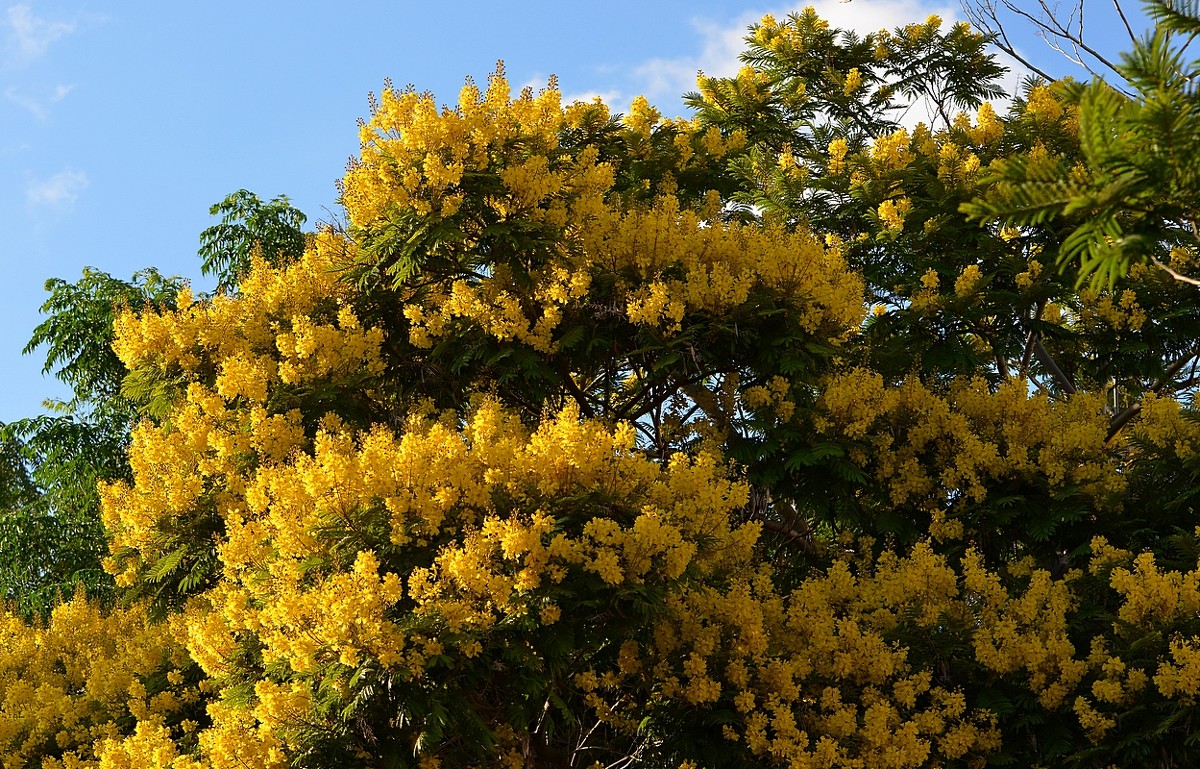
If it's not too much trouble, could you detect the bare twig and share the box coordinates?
[973,318,1011,379]
[961,0,1136,94]
[1113,0,1139,47]
[1028,374,1052,394]
[962,0,1057,81]
[557,365,597,418]
[1009,0,1126,79]
[1019,329,1036,378]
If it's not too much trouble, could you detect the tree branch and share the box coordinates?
[963,0,1134,93]
[1106,346,1200,442]
[1031,336,1077,394]
[1152,256,1200,285]
[1018,301,1047,380]
[554,359,596,419]
[759,519,817,552]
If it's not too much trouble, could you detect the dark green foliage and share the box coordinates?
[0,414,131,606]
[1,191,307,617]
[199,189,307,292]
[0,268,182,616]
[27,267,181,416]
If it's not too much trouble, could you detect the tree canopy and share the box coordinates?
[5,4,1200,768]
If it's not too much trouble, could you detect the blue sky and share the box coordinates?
[1,1,1149,422]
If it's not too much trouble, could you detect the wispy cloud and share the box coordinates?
[4,4,75,66]
[26,168,88,206]
[5,81,71,118]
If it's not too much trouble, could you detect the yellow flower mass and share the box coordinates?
[7,8,1200,768]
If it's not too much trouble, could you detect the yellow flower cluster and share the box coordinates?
[843,67,863,96]
[1129,392,1200,461]
[954,263,982,297]
[752,9,831,52]
[0,594,202,769]
[99,239,776,762]
[12,272,1166,766]
[827,137,849,174]
[878,197,912,233]
[1076,652,1149,731]
[346,66,742,231]
[597,196,865,335]
[1014,258,1042,290]
[401,192,863,346]
[970,102,1004,145]
[180,397,756,686]
[1018,83,1081,137]
[398,193,854,350]
[1075,539,1200,733]
[1108,550,1200,630]
[102,240,382,584]
[1154,638,1200,699]
[112,233,380,394]
[345,67,819,355]
[403,264,591,352]
[625,94,661,142]
[1077,286,1148,333]
[935,141,981,184]
[872,129,912,172]
[964,550,1086,708]
[816,371,1122,527]
[1024,84,1065,124]
[743,376,796,422]
[344,66,563,223]
[578,543,1055,767]
[95,229,1071,767]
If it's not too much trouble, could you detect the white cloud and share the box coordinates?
[796,0,959,39]
[561,89,624,107]
[630,14,751,101]
[26,168,87,205]
[5,81,71,118]
[4,4,75,66]
[518,72,557,92]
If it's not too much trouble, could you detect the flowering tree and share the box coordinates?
[5,5,1200,769]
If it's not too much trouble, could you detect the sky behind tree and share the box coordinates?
[0,0,1148,422]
